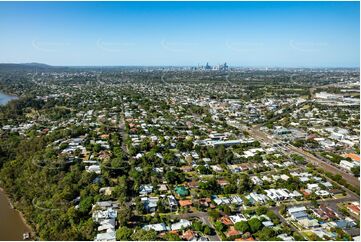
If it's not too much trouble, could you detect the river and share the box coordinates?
[0,92,30,240]
[0,91,17,105]
[0,188,32,240]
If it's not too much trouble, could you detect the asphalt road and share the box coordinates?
[286,144,360,189]
[247,126,360,189]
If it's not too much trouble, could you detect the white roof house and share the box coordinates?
[229,214,247,224]
[143,223,169,232]
[340,160,359,171]
[213,197,231,205]
[280,174,290,181]
[307,183,320,191]
[86,165,101,174]
[139,184,153,195]
[277,234,295,241]
[288,206,307,215]
[262,221,274,227]
[167,195,178,207]
[290,190,303,198]
[251,176,263,185]
[248,192,269,204]
[315,190,330,197]
[265,189,290,201]
[171,219,192,231]
[230,195,243,205]
[321,181,333,188]
[95,231,116,241]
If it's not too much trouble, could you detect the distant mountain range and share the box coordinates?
[0,62,58,72]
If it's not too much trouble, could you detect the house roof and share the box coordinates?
[235,237,255,241]
[179,200,193,207]
[182,230,196,241]
[288,206,307,214]
[334,220,355,229]
[220,216,233,225]
[292,211,308,220]
[347,204,360,215]
[95,231,116,241]
[343,153,360,162]
[171,219,192,231]
[175,186,189,196]
[226,226,241,237]
[262,221,274,227]
[143,223,168,232]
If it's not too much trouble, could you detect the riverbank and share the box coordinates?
[0,187,34,240]
[0,91,18,105]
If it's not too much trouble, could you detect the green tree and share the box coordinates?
[248,218,262,233]
[208,209,221,219]
[256,227,275,241]
[192,221,204,231]
[116,226,133,241]
[234,221,250,233]
[164,233,182,241]
[78,196,93,215]
[203,225,211,235]
[351,166,360,177]
[214,221,225,232]
[131,229,158,241]
[256,206,268,215]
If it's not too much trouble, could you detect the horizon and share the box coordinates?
[0,1,360,67]
[1,62,360,69]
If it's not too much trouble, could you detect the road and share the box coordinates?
[247,126,360,189]
[287,145,360,189]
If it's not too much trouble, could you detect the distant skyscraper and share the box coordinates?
[205,62,212,70]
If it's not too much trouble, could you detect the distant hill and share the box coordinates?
[0,63,67,72]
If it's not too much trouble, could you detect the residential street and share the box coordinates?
[247,125,360,189]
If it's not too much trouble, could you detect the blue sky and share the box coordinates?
[0,1,359,67]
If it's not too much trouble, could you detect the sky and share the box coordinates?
[0,1,359,67]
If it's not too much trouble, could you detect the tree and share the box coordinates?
[256,206,268,215]
[197,165,212,175]
[279,204,286,216]
[135,197,145,214]
[163,233,182,241]
[351,166,360,177]
[266,210,280,225]
[234,221,250,233]
[248,218,262,233]
[78,196,93,215]
[192,221,203,231]
[131,229,158,241]
[238,174,253,193]
[292,232,305,241]
[116,226,133,241]
[256,227,275,241]
[222,205,231,215]
[117,207,131,227]
[164,169,185,184]
[157,199,166,213]
[203,225,211,235]
[224,184,237,194]
[214,221,225,232]
[208,209,221,219]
